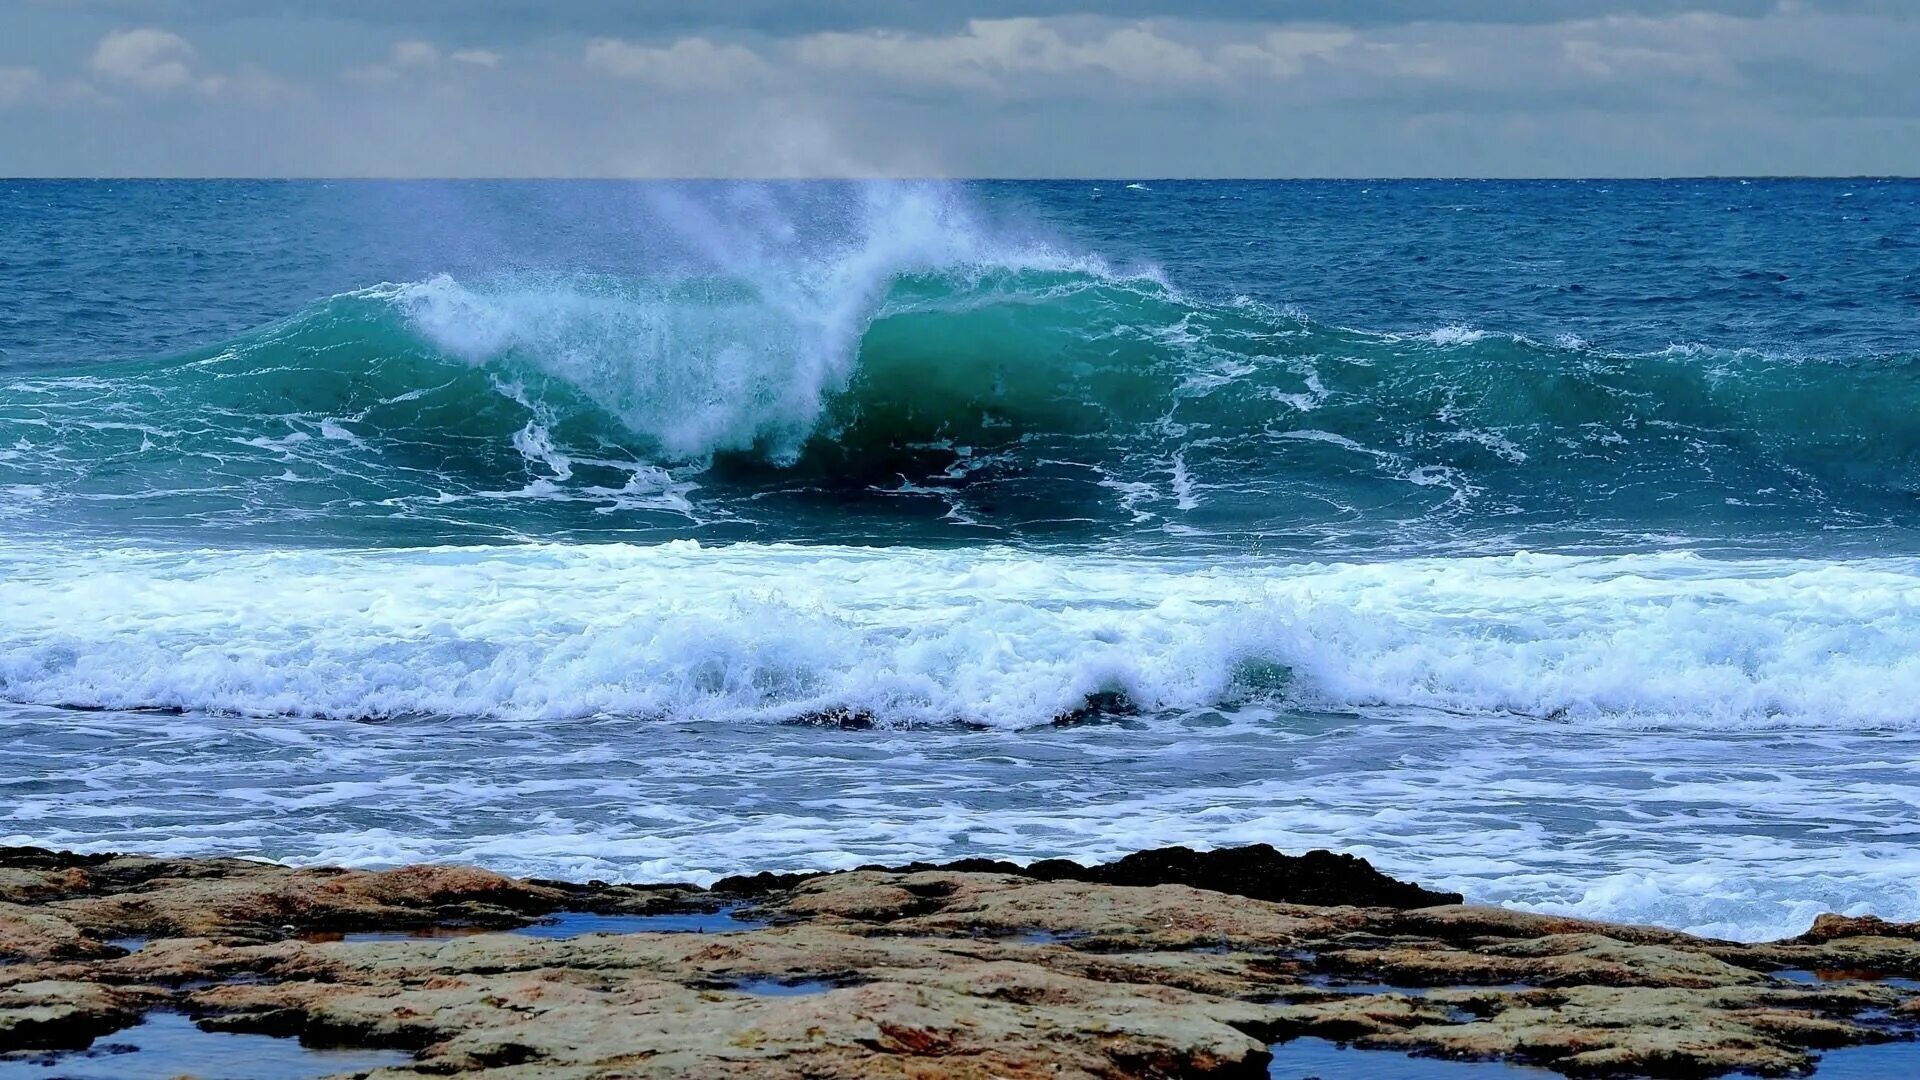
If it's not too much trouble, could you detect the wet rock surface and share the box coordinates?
[0,844,1915,1078]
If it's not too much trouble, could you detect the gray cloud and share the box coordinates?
[0,2,1916,176]
[20,1,1914,36]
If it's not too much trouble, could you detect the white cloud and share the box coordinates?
[1558,15,1741,84]
[391,40,441,66]
[793,18,1354,87]
[0,66,43,108]
[1220,30,1357,77]
[90,28,213,93]
[8,7,1919,176]
[346,40,502,83]
[584,37,771,88]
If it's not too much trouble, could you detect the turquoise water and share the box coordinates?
[4,180,1919,552]
[3,180,1919,941]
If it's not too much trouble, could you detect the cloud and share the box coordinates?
[4,4,1918,176]
[792,19,1190,86]
[390,40,441,66]
[41,1,1905,39]
[0,66,43,107]
[345,39,502,83]
[1558,13,1743,84]
[584,37,771,88]
[89,28,214,93]
[1221,30,1359,77]
[791,18,1357,87]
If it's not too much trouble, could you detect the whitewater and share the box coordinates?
[3,178,1918,943]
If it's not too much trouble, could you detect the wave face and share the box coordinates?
[3,188,1919,552]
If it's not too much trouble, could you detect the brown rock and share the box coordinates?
[1,846,1916,1078]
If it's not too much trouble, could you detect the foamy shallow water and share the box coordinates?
[4,538,1918,944]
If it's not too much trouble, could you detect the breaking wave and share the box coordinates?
[4,542,1920,730]
[4,182,1919,550]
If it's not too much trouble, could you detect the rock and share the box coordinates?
[1315,932,1771,990]
[0,848,115,871]
[0,904,119,964]
[0,845,1915,1077]
[716,843,1461,909]
[0,980,157,1052]
[17,853,578,943]
[1028,844,1464,908]
[191,930,1279,1079]
[1795,913,1920,944]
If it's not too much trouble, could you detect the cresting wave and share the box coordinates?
[3,541,1920,730]
[4,216,1920,546]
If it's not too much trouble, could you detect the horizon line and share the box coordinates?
[2,175,1916,183]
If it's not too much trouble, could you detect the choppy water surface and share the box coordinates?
[3,179,1919,941]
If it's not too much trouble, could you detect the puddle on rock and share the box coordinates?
[729,977,842,996]
[0,1012,410,1080]
[529,909,768,937]
[299,907,767,944]
[1010,929,1088,945]
[1268,1037,1555,1078]
[1775,968,1920,992]
[1793,1039,1920,1078]
[297,924,497,944]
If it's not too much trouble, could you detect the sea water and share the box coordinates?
[3,179,1918,942]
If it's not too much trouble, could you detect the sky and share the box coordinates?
[0,1,1916,177]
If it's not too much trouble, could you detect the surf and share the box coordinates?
[4,539,1920,732]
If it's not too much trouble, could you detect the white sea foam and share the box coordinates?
[1415,324,1492,346]
[4,542,1920,730]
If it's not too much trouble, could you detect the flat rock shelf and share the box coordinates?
[3,844,1917,1078]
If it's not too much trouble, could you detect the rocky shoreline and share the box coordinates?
[2,843,1916,1078]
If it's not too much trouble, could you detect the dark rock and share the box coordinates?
[719,844,1457,909]
[1050,690,1140,727]
[711,870,824,895]
[787,708,878,730]
[0,847,115,871]
[1050,845,1462,909]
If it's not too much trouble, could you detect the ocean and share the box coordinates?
[2,178,1917,942]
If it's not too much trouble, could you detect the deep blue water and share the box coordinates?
[3,180,1919,944]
